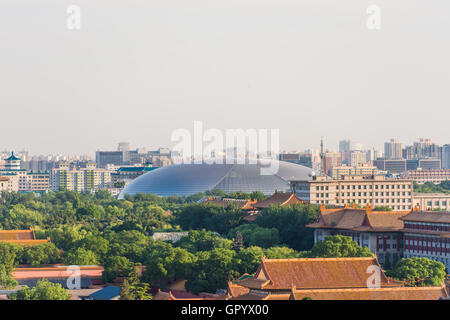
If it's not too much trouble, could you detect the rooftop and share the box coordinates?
[236,256,402,291]
[306,205,409,232]
[254,191,307,209]
[289,285,448,300]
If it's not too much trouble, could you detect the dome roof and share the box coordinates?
[118,159,314,198]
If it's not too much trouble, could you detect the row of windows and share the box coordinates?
[316,192,411,198]
[331,184,410,190]
[336,198,411,204]
[426,201,449,206]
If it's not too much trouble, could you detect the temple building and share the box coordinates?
[223,256,447,300]
[254,191,307,209]
[306,204,409,267]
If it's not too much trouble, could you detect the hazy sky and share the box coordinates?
[1,0,449,156]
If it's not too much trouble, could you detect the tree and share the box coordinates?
[102,256,135,283]
[141,241,196,286]
[8,279,70,300]
[228,224,280,248]
[73,234,109,261]
[174,204,244,235]
[120,278,134,300]
[255,205,319,251]
[64,247,99,265]
[185,248,240,295]
[22,243,61,267]
[388,257,446,287]
[234,246,265,274]
[0,242,18,289]
[233,231,244,251]
[120,268,152,300]
[264,246,304,259]
[176,230,232,253]
[308,235,372,258]
[3,204,44,229]
[249,191,266,202]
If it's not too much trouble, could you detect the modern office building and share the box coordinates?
[442,145,450,169]
[330,165,380,179]
[51,163,112,192]
[290,174,413,211]
[279,153,313,168]
[18,171,50,193]
[405,169,450,184]
[323,151,341,175]
[95,151,125,168]
[384,139,403,160]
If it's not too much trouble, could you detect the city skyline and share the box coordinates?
[1,1,450,154]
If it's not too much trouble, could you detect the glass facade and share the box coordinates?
[119,160,314,198]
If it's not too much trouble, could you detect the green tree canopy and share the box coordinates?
[388,257,446,287]
[308,235,372,258]
[8,279,70,300]
[64,247,99,265]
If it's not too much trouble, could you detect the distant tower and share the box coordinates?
[5,151,21,170]
[320,137,325,175]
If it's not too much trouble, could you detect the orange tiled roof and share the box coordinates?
[227,281,250,298]
[0,228,35,241]
[5,239,50,246]
[204,198,257,210]
[307,207,409,232]
[255,192,307,209]
[289,285,448,300]
[400,211,450,224]
[238,256,402,291]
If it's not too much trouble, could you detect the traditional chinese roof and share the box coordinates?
[306,205,409,232]
[0,229,51,246]
[5,152,20,161]
[289,285,448,300]
[204,197,257,210]
[254,191,307,209]
[236,256,402,291]
[0,229,35,241]
[400,211,450,224]
[153,290,219,300]
[227,281,250,298]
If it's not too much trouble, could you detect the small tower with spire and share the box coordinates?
[5,151,21,170]
[320,137,325,175]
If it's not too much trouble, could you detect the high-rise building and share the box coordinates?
[441,144,450,169]
[384,139,403,160]
[339,140,351,152]
[279,152,313,168]
[96,151,124,168]
[323,151,341,176]
[51,163,112,192]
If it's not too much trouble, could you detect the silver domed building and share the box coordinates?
[118,159,314,198]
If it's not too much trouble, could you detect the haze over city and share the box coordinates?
[1,0,450,155]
